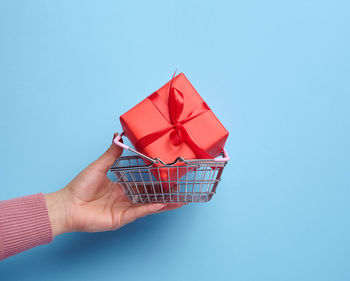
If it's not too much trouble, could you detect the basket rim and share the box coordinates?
[109,155,227,171]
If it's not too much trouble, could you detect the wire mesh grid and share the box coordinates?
[110,155,227,203]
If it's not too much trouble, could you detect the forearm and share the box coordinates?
[0,193,53,261]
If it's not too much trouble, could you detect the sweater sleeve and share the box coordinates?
[0,193,54,261]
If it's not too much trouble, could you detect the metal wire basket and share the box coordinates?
[110,133,230,204]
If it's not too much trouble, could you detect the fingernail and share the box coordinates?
[152,203,166,210]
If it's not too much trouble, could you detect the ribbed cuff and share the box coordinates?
[0,193,54,260]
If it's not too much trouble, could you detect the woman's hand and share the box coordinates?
[45,134,185,236]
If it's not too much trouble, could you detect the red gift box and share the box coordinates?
[120,73,229,188]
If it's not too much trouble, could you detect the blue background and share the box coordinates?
[1,1,349,280]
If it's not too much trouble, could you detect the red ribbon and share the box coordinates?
[135,75,213,160]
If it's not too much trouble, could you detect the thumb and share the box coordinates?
[92,133,123,172]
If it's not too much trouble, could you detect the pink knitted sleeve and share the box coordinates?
[0,193,54,260]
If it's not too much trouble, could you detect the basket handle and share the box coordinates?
[113,132,230,163]
[114,133,158,163]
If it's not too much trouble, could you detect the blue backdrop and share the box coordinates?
[1,1,349,280]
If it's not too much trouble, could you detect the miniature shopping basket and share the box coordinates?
[110,133,230,204]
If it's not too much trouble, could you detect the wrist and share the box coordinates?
[45,190,70,237]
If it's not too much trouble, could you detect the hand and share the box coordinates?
[45,133,185,236]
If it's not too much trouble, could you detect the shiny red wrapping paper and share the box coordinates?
[120,73,229,189]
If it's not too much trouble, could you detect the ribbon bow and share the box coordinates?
[135,74,213,160]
